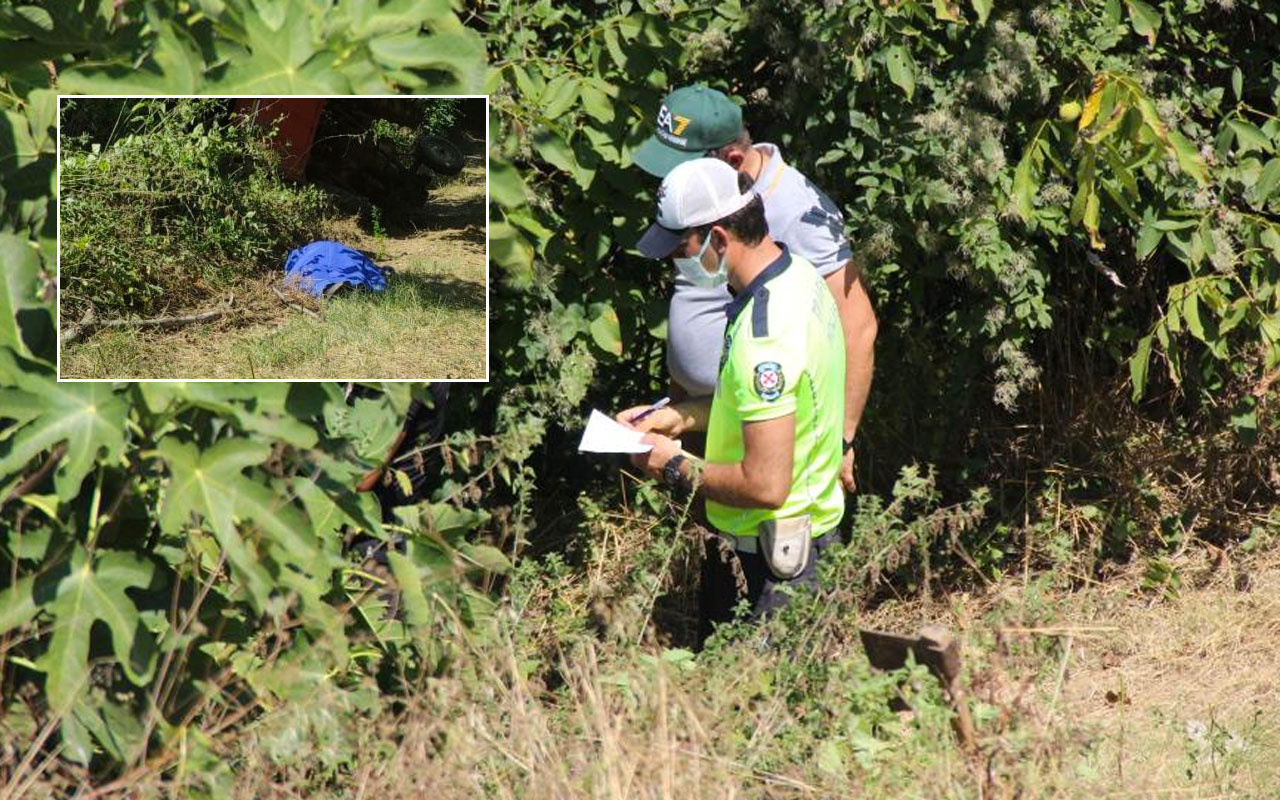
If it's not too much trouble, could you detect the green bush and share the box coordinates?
[419,98,461,138]
[59,99,329,319]
[484,0,1279,564]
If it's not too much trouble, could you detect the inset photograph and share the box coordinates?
[57,97,487,380]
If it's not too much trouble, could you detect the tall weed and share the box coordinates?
[60,99,329,318]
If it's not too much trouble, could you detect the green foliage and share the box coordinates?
[483,0,744,461]
[158,436,328,606]
[484,0,1279,501]
[0,353,127,500]
[60,99,330,318]
[0,234,47,358]
[0,374,516,771]
[0,0,509,778]
[479,0,1278,663]
[1012,66,1280,411]
[825,465,993,593]
[0,89,56,283]
[417,97,462,138]
[737,0,1278,429]
[5,0,1280,788]
[1140,554,1182,598]
[369,202,387,241]
[0,0,483,96]
[37,546,158,713]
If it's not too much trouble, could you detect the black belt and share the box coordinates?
[716,527,839,555]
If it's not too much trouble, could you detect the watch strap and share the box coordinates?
[662,453,687,489]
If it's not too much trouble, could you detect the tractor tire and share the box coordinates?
[416,135,465,175]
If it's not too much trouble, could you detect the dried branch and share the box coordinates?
[271,285,322,319]
[61,296,236,346]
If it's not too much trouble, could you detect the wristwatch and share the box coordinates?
[842,436,855,455]
[662,453,687,489]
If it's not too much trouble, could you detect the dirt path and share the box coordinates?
[60,166,487,380]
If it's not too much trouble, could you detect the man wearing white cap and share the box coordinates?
[621,158,845,629]
[631,85,877,495]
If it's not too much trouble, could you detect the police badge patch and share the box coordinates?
[753,361,785,401]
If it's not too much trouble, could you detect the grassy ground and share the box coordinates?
[33,517,1273,799]
[862,546,1280,797]
[306,542,1277,800]
[59,165,487,380]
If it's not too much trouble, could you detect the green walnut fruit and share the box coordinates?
[1058,101,1082,122]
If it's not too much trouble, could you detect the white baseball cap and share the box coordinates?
[636,158,755,259]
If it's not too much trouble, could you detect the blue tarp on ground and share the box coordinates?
[284,240,388,298]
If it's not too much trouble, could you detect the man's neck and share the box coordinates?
[728,238,783,293]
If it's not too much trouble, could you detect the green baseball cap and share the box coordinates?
[633,85,744,177]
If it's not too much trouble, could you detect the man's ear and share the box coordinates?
[723,147,746,170]
[710,224,731,253]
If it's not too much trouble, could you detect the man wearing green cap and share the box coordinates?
[632,85,748,176]
[629,85,877,495]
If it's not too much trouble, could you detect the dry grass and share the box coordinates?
[861,545,1280,798]
[198,530,1278,800]
[10,494,1277,798]
[189,542,1280,797]
[313,640,773,800]
[59,167,487,380]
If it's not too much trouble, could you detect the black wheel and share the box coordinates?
[415,134,465,175]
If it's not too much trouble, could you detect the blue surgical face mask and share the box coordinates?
[673,232,728,288]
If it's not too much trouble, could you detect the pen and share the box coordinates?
[628,396,671,425]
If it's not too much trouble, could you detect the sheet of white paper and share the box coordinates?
[578,409,652,454]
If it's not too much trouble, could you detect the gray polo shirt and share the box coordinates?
[668,143,852,397]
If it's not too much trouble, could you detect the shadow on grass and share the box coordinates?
[397,272,486,311]
[356,271,485,312]
[417,193,486,231]
[415,222,486,248]
[374,194,484,237]
[310,171,484,238]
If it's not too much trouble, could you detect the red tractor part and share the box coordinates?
[232,98,326,181]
